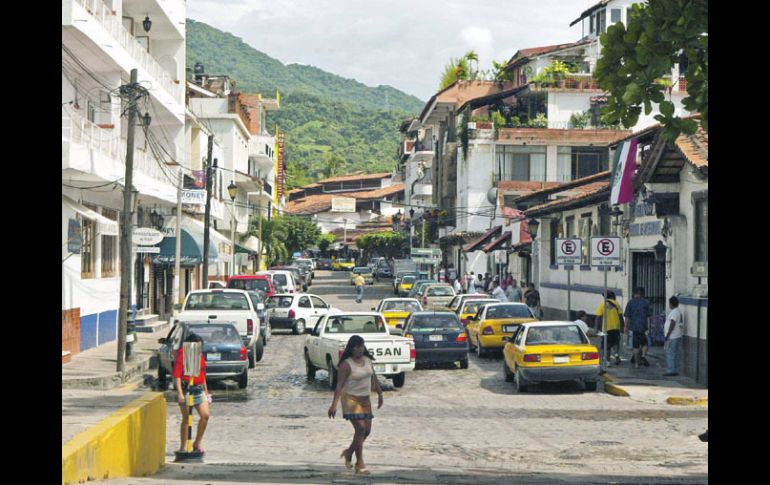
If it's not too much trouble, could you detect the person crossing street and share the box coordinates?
[354,273,366,303]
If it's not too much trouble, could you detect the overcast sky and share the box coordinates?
[187,0,593,102]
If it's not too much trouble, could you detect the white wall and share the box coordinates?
[458,140,497,233]
[548,92,593,129]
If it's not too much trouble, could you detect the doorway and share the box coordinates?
[631,251,666,345]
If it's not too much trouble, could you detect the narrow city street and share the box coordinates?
[104,270,707,484]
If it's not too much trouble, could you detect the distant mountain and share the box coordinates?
[186,19,424,188]
[186,19,424,113]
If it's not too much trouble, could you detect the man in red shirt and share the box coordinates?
[173,333,211,454]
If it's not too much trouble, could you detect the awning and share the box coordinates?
[463,225,502,252]
[242,236,261,253]
[235,243,254,254]
[62,195,119,236]
[482,231,512,253]
[154,218,219,266]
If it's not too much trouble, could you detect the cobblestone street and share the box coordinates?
[104,271,707,484]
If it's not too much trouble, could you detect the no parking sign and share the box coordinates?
[590,237,621,266]
[555,238,582,265]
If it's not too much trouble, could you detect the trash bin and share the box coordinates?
[126,305,138,360]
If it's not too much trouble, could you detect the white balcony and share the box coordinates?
[413,182,433,197]
[62,114,177,204]
[64,0,184,121]
[248,135,276,172]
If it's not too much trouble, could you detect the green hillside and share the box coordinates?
[186,19,424,188]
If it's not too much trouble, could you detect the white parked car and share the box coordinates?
[259,270,300,294]
[175,289,265,368]
[266,293,340,334]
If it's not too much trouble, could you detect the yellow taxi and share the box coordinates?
[502,321,601,392]
[466,303,537,357]
[373,298,423,329]
[457,298,499,326]
[332,258,355,271]
[397,275,418,297]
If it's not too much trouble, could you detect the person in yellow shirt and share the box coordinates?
[596,290,623,365]
[354,274,366,303]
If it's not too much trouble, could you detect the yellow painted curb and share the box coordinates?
[601,373,616,382]
[62,392,166,485]
[666,396,708,406]
[604,382,630,397]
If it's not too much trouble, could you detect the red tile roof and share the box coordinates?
[524,183,610,217]
[509,172,611,207]
[463,225,503,252]
[482,231,512,253]
[507,40,592,68]
[497,180,563,192]
[284,184,405,215]
[675,126,708,168]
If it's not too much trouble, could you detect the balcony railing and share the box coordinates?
[74,0,182,102]
[63,113,173,186]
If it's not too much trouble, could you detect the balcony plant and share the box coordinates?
[527,113,548,128]
[569,111,592,129]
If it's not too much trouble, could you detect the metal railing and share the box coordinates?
[74,0,182,102]
[63,113,173,186]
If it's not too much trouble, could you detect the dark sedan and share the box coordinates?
[157,322,249,389]
[317,258,333,270]
[403,312,469,369]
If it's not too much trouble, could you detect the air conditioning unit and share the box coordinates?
[690,262,708,277]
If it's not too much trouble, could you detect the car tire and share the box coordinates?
[459,357,469,369]
[392,372,406,388]
[514,367,529,393]
[584,380,598,391]
[255,338,264,363]
[294,319,306,335]
[503,360,514,382]
[476,338,486,358]
[328,358,338,390]
[305,350,316,380]
[237,368,248,389]
[248,345,256,369]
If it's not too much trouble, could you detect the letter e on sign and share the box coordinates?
[590,236,621,267]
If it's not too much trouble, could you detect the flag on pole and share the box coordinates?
[610,138,638,205]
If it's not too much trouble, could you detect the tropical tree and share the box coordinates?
[316,233,336,255]
[438,56,470,91]
[282,215,322,256]
[321,152,345,179]
[594,0,707,140]
[247,216,288,266]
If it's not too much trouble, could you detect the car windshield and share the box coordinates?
[381,300,422,312]
[463,300,497,314]
[267,296,293,308]
[485,304,533,319]
[271,274,288,286]
[337,259,352,263]
[427,286,454,296]
[325,315,387,334]
[409,314,462,332]
[353,267,371,274]
[402,276,417,284]
[185,292,250,311]
[188,324,241,344]
[526,325,588,345]
[228,278,270,292]
[319,259,331,264]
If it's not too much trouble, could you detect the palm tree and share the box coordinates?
[246,216,288,266]
[464,50,479,80]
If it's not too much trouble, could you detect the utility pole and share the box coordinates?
[172,166,183,310]
[257,184,263,271]
[201,136,214,286]
[117,69,139,373]
[343,218,348,254]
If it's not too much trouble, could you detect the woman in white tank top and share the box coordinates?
[328,335,384,475]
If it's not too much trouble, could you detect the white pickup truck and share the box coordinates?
[303,312,415,389]
[176,289,264,368]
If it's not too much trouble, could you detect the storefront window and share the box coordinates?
[101,208,118,277]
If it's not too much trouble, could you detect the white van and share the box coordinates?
[259,270,299,294]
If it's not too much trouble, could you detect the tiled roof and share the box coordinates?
[497,181,563,192]
[284,184,405,215]
[482,231,512,253]
[420,81,515,123]
[317,172,391,184]
[675,126,708,168]
[463,225,503,252]
[507,40,592,68]
[524,183,610,217]
[510,172,611,207]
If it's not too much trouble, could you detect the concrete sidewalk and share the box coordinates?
[62,325,169,390]
[597,338,708,406]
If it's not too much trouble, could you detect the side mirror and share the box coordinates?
[158,338,167,344]
[304,328,314,334]
[502,336,511,343]
[257,303,265,311]
[371,307,376,311]
[173,304,182,311]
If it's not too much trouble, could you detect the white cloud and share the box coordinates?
[187,0,585,103]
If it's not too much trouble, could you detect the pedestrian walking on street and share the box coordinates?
[624,287,653,369]
[173,333,211,455]
[525,283,542,319]
[453,277,463,294]
[354,273,366,303]
[462,271,469,293]
[328,335,384,475]
[491,280,508,302]
[663,296,684,376]
[468,272,477,294]
[596,291,623,365]
[505,279,522,303]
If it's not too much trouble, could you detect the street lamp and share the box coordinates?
[142,112,151,127]
[228,181,238,277]
[526,218,540,239]
[142,15,152,33]
[393,210,402,231]
[653,240,667,263]
[150,208,164,230]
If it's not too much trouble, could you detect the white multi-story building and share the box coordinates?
[62,0,186,352]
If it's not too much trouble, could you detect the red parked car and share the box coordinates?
[227,275,277,297]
